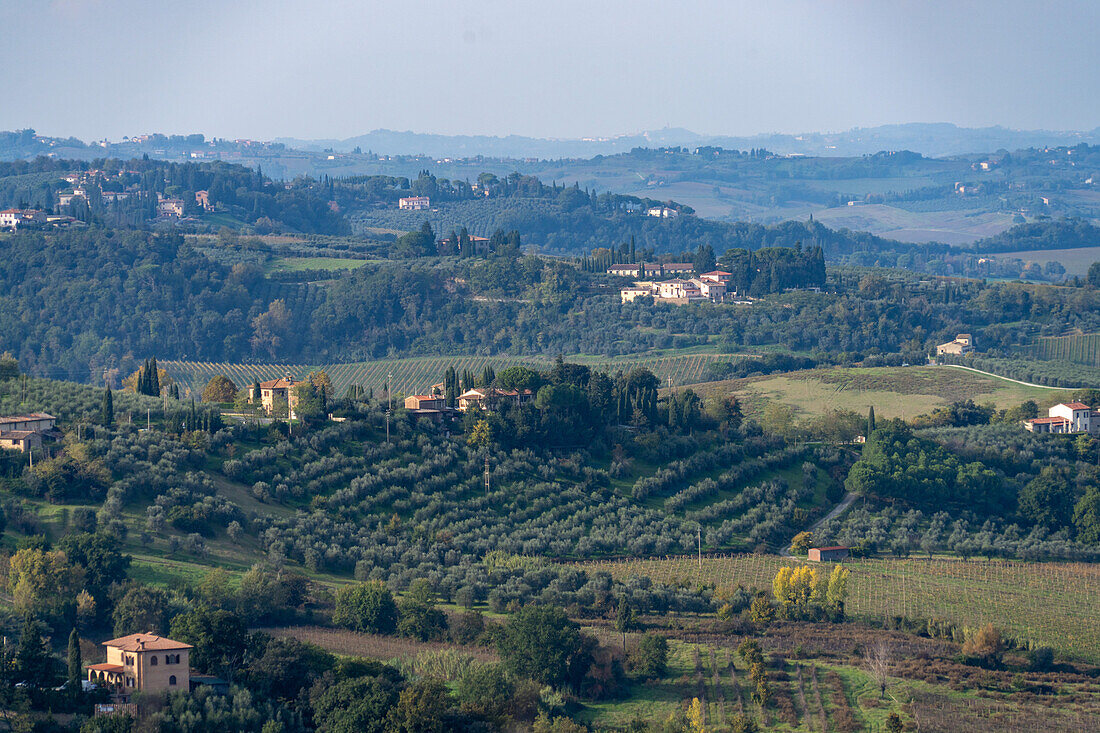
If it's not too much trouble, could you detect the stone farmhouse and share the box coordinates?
[249,376,300,419]
[0,412,57,453]
[1023,402,1096,434]
[936,333,974,356]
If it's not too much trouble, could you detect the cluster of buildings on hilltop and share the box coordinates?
[0,412,58,453]
[1023,401,1098,434]
[620,270,750,305]
[50,168,217,223]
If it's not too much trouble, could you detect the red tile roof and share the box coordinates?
[87,663,125,672]
[1061,402,1091,410]
[813,546,850,551]
[1026,417,1070,424]
[103,634,193,652]
[258,378,297,389]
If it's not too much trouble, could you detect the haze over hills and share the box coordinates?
[276,122,1100,159]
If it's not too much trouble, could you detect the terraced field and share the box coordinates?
[162,353,732,398]
[576,554,1100,663]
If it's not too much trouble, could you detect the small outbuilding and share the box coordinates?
[808,546,850,562]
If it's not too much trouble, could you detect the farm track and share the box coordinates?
[938,363,1065,389]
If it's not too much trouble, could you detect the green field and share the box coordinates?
[576,555,1100,663]
[689,366,1068,420]
[161,353,734,398]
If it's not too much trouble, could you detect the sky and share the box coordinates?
[2,0,1099,142]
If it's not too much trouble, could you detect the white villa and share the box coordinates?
[1023,402,1096,434]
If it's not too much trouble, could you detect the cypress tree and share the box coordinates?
[149,357,160,396]
[101,386,114,426]
[67,629,81,691]
[867,406,876,436]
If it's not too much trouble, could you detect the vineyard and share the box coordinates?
[160,353,732,398]
[574,555,1100,662]
[1023,333,1100,366]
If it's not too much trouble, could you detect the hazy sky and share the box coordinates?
[3,0,1099,141]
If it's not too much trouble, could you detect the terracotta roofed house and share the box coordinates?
[89,633,192,699]
[249,376,299,419]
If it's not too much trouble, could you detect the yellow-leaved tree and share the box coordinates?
[687,697,707,733]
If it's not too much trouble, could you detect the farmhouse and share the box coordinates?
[457,387,534,412]
[1023,402,1096,434]
[0,431,42,453]
[87,633,192,701]
[808,546,850,562]
[249,376,300,419]
[0,412,57,432]
[398,196,430,210]
[0,412,58,453]
[646,206,679,218]
[936,333,974,356]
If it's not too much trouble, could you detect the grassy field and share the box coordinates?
[161,353,734,398]
[574,554,1100,663]
[688,366,1070,420]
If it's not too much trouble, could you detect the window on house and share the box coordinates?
[169,675,176,686]
[150,656,157,666]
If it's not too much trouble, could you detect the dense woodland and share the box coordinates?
[5,225,1100,383]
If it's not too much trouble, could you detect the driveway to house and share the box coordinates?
[780,491,858,558]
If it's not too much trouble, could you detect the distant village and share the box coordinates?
[0,167,219,231]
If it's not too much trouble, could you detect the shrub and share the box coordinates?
[332,581,398,634]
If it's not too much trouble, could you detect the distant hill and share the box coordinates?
[277,122,1100,159]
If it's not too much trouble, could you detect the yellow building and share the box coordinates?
[87,633,192,699]
[249,376,299,419]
